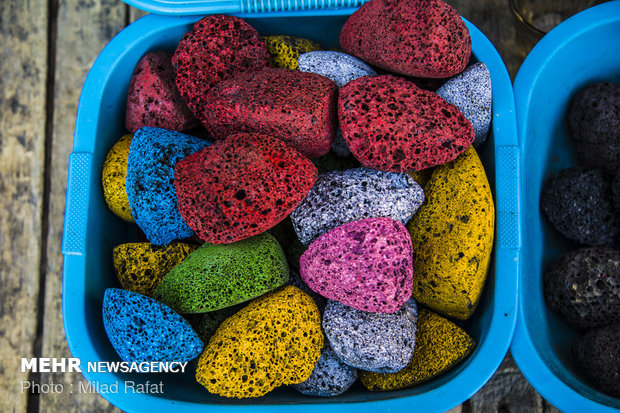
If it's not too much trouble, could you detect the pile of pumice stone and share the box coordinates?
[541,81,620,399]
[100,0,495,399]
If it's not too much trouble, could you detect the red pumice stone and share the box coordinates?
[125,51,199,133]
[174,133,318,244]
[339,75,474,172]
[340,0,471,79]
[172,15,269,124]
[203,68,338,158]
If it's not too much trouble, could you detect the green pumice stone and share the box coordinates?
[153,233,289,313]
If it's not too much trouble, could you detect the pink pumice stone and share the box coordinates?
[299,217,413,313]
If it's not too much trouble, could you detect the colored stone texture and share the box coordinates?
[186,304,245,344]
[300,217,413,314]
[540,167,618,246]
[125,51,198,133]
[359,308,475,391]
[263,35,321,70]
[322,299,418,373]
[112,242,197,296]
[174,133,317,244]
[299,50,378,157]
[292,343,358,397]
[291,167,424,245]
[340,0,471,78]
[289,268,326,312]
[436,62,492,147]
[195,285,323,398]
[573,323,620,398]
[153,233,289,314]
[102,288,203,362]
[339,75,474,172]
[569,82,620,175]
[126,127,210,245]
[408,168,434,189]
[544,247,620,330]
[407,147,494,320]
[102,133,134,222]
[203,68,338,158]
[172,15,269,125]
[298,51,377,88]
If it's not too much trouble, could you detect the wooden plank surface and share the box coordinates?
[37,1,126,412]
[0,2,48,412]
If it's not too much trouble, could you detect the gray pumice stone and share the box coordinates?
[291,167,424,246]
[292,343,358,397]
[436,62,492,147]
[322,299,418,374]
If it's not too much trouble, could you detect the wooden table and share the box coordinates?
[0,1,558,411]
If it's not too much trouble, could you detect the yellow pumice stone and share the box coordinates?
[112,242,197,296]
[102,133,133,222]
[407,146,494,320]
[359,308,476,391]
[263,35,321,70]
[195,285,323,398]
[408,167,434,190]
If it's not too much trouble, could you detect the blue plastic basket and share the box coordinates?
[62,2,520,411]
[511,2,620,412]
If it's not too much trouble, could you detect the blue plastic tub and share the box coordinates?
[511,2,620,412]
[62,3,520,412]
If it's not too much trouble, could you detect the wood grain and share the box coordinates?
[0,1,48,412]
[129,5,148,23]
[38,0,126,412]
[469,353,544,413]
[447,0,524,79]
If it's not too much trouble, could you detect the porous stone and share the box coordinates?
[407,147,494,320]
[153,233,289,313]
[340,0,471,78]
[298,51,377,88]
[126,127,210,245]
[339,75,474,172]
[436,62,492,147]
[195,285,323,398]
[291,167,424,245]
[289,268,326,312]
[263,35,321,70]
[540,167,618,246]
[102,288,203,362]
[408,168,434,189]
[573,324,620,398]
[297,48,377,155]
[174,133,317,244]
[112,242,197,296]
[544,247,620,330]
[359,308,475,390]
[322,299,418,373]
[612,172,620,211]
[203,68,338,158]
[186,304,245,344]
[292,343,358,397]
[569,82,620,175]
[172,15,269,125]
[102,133,134,222]
[300,217,413,314]
[125,51,198,133]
